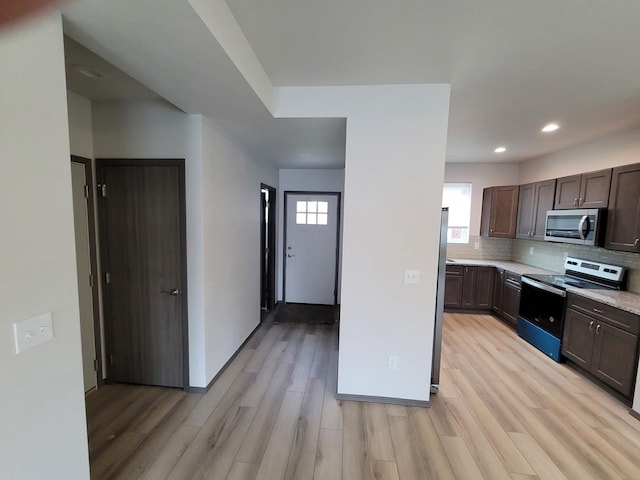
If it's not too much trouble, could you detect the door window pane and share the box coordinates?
[294,199,330,226]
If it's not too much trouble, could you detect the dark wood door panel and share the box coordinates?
[605,163,640,252]
[561,309,595,369]
[554,174,581,209]
[579,169,611,208]
[100,163,184,388]
[591,322,638,397]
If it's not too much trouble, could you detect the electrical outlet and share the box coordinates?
[387,355,399,370]
[474,242,480,250]
[403,269,420,285]
[529,247,534,255]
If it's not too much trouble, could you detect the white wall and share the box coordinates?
[275,85,450,402]
[67,91,94,159]
[519,126,640,184]
[201,118,278,380]
[92,100,277,388]
[444,162,520,236]
[0,12,90,479]
[277,169,345,302]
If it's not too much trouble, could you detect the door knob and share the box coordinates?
[161,289,181,296]
[287,253,295,258]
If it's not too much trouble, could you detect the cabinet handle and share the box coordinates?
[579,197,584,206]
[573,198,578,207]
[635,238,639,247]
[593,308,604,314]
[589,321,594,331]
[596,324,601,335]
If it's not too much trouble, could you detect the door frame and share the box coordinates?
[261,183,277,311]
[96,158,190,390]
[71,155,104,388]
[283,190,342,305]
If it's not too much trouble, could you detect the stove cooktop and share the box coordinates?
[524,273,615,291]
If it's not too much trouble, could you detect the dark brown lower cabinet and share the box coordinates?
[445,265,494,311]
[444,265,464,308]
[562,294,639,398]
[475,267,495,309]
[501,273,521,326]
[492,269,505,314]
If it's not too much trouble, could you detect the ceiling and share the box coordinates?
[61,0,640,167]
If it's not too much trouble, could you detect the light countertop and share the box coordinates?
[447,258,640,316]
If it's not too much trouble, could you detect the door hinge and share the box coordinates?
[93,359,98,372]
[105,272,111,284]
[83,184,89,199]
[109,354,113,365]
[89,274,94,288]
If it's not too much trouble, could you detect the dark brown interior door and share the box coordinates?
[99,161,186,388]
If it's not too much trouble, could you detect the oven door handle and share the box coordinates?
[522,276,567,297]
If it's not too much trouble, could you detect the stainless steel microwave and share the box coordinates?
[544,209,606,246]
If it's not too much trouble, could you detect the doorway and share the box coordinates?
[70,156,102,392]
[261,184,277,311]
[283,191,341,305]
[97,159,188,388]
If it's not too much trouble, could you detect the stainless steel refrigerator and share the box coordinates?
[431,207,448,394]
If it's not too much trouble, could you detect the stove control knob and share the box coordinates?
[549,316,555,323]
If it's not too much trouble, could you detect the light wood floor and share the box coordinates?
[86,312,640,479]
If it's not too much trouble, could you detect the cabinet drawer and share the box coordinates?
[446,265,464,276]
[505,271,521,288]
[567,293,639,334]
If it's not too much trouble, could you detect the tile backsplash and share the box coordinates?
[445,235,512,261]
[511,239,640,293]
[446,236,640,293]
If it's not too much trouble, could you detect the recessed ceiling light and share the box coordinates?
[494,147,506,153]
[72,64,103,79]
[541,123,560,133]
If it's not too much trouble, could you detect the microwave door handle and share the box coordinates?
[578,215,588,240]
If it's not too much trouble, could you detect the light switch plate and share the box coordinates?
[13,312,54,354]
[403,269,420,285]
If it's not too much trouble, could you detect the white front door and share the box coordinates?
[285,193,339,305]
[71,161,97,392]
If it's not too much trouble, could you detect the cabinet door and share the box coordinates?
[531,179,556,241]
[474,267,494,309]
[492,269,504,313]
[461,266,476,308]
[515,183,536,239]
[605,163,640,253]
[489,186,519,237]
[501,283,520,326]
[561,308,595,370]
[554,174,581,209]
[579,169,611,208]
[444,268,464,309]
[591,321,638,398]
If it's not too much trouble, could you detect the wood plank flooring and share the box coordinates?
[86,312,640,479]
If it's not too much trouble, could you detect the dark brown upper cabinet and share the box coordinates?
[480,186,519,238]
[554,169,612,210]
[516,179,556,241]
[605,163,640,253]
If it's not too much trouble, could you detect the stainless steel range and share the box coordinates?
[517,257,626,361]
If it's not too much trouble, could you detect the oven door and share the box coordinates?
[519,277,566,338]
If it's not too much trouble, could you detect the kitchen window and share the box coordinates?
[442,183,472,243]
